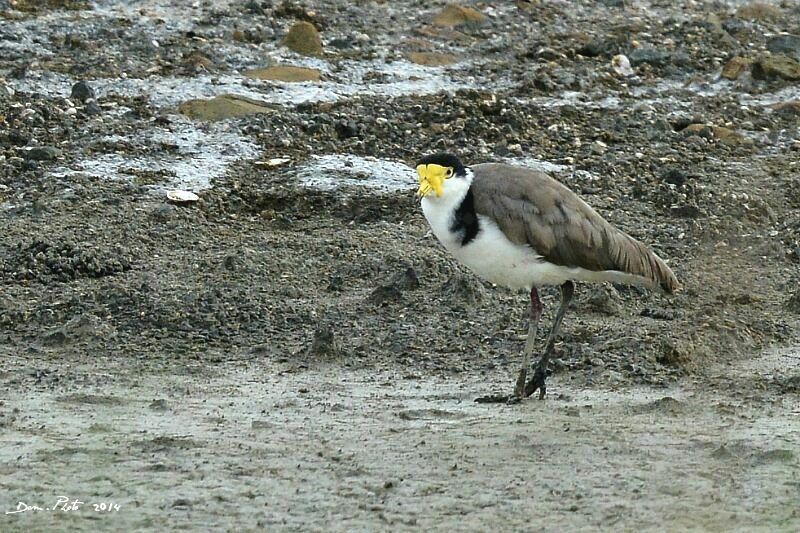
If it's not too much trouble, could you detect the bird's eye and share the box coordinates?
[445,168,454,178]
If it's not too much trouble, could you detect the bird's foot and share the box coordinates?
[474,368,529,404]
[523,367,548,400]
[474,393,518,404]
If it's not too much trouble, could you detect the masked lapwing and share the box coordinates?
[416,153,679,402]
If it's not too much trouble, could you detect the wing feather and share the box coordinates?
[470,163,679,292]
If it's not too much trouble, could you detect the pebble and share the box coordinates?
[166,190,200,204]
[752,54,800,81]
[24,146,62,161]
[284,21,323,57]
[611,54,634,77]
[721,57,750,80]
[86,100,102,115]
[309,325,339,356]
[629,47,673,67]
[767,35,800,62]
[70,80,95,103]
[737,2,782,21]
[432,5,487,28]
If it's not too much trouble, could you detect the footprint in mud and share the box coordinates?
[396,408,469,421]
[629,396,688,416]
[133,436,202,453]
[59,393,125,406]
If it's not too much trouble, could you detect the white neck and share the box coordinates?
[421,168,473,213]
[420,168,474,251]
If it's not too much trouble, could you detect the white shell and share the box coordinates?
[266,157,291,166]
[612,54,635,77]
[166,190,199,203]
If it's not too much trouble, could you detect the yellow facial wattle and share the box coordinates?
[416,164,450,198]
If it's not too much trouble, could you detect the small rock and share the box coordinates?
[577,38,616,58]
[335,120,358,139]
[178,94,276,121]
[752,55,800,81]
[670,204,702,218]
[628,47,674,68]
[328,36,356,50]
[770,101,800,118]
[309,325,339,356]
[184,52,213,70]
[709,126,745,145]
[149,399,168,411]
[611,54,634,77]
[721,57,751,80]
[408,52,458,67]
[85,100,102,115]
[681,123,745,145]
[283,21,323,57]
[261,157,291,167]
[660,167,692,187]
[70,80,95,102]
[166,190,199,204]
[682,123,713,139]
[172,499,192,509]
[640,307,676,320]
[535,47,563,61]
[584,284,622,316]
[589,141,607,156]
[767,35,800,62]
[24,146,62,161]
[432,4,487,28]
[245,65,321,82]
[736,2,782,21]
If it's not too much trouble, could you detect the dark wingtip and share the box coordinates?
[659,268,680,294]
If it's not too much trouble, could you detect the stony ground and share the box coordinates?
[1,0,799,531]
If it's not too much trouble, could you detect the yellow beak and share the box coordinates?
[416,164,445,198]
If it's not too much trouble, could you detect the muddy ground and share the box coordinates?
[1,0,799,531]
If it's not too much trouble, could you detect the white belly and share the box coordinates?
[423,199,649,289]
[450,216,570,289]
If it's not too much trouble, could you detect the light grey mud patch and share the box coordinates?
[50,119,259,192]
[7,58,470,109]
[296,154,414,193]
[1,347,798,531]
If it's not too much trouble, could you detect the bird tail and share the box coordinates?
[610,232,680,294]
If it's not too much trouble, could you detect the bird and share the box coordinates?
[415,153,679,403]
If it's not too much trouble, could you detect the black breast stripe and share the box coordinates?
[450,188,480,246]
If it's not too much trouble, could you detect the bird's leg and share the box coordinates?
[524,280,574,399]
[513,287,543,399]
[475,287,543,404]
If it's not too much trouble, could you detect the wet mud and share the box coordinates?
[1,0,799,531]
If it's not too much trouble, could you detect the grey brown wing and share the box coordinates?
[470,163,679,292]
